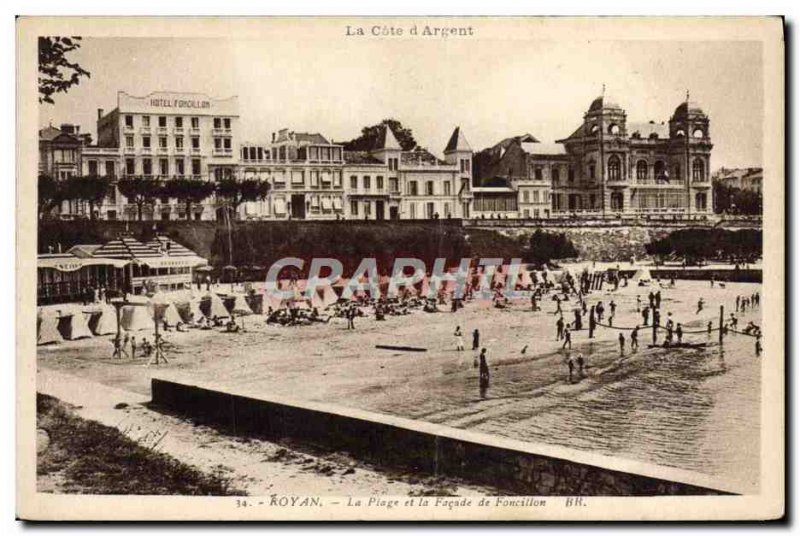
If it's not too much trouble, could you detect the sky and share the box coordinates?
[39,35,763,170]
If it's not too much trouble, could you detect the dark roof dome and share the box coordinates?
[589,95,623,112]
[674,101,705,116]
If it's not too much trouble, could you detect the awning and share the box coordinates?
[38,256,130,272]
[138,255,208,269]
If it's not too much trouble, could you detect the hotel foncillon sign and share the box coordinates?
[149,97,211,109]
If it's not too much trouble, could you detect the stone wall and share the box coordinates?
[151,378,732,496]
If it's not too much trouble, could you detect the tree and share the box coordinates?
[38,173,62,219]
[38,37,91,104]
[62,175,111,220]
[527,230,578,266]
[342,119,417,152]
[117,177,162,221]
[161,178,216,220]
[713,180,762,215]
[215,179,270,220]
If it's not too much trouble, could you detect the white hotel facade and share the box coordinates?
[44,91,474,222]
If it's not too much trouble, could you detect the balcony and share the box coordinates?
[174,127,184,134]
[175,146,185,154]
[139,127,151,134]
[212,128,232,137]
[213,148,233,157]
[191,147,201,155]
[124,146,136,155]
[157,145,169,154]
[141,147,152,154]
[190,126,200,134]
[157,127,167,134]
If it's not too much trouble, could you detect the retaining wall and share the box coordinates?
[150,378,735,496]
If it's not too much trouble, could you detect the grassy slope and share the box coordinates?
[36,393,242,495]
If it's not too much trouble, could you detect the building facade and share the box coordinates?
[42,89,714,221]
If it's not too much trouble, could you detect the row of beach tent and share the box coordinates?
[37,291,256,346]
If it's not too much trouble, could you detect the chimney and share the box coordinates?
[97,108,104,121]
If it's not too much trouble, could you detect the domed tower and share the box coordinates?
[583,94,629,214]
[669,95,713,214]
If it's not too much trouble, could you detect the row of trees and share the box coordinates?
[38,174,270,221]
[712,181,763,215]
[645,228,762,263]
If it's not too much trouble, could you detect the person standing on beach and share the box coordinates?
[736,295,741,312]
[479,348,490,383]
[676,323,683,344]
[696,297,704,314]
[655,291,662,309]
[556,316,564,340]
[472,328,480,351]
[631,326,639,351]
[566,354,575,383]
[454,326,464,351]
[619,332,625,354]
[576,353,585,376]
[562,327,572,349]
[609,300,617,317]
[636,295,641,312]
[554,295,562,316]
[130,336,137,360]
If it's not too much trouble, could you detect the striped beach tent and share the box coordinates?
[37,313,62,345]
[58,312,93,340]
[89,305,117,335]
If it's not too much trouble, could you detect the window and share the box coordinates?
[175,137,184,149]
[389,177,398,192]
[534,167,543,181]
[159,159,168,176]
[608,123,620,135]
[552,167,560,182]
[376,176,384,191]
[223,138,231,150]
[191,117,199,129]
[636,160,648,181]
[142,116,150,128]
[192,137,200,149]
[363,176,371,190]
[695,192,708,210]
[533,190,540,203]
[444,181,451,195]
[214,118,222,129]
[388,158,399,171]
[693,128,704,139]
[588,160,596,180]
[125,159,135,175]
[88,160,97,175]
[350,200,358,216]
[590,124,598,134]
[409,203,416,219]
[142,136,151,148]
[223,118,231,130]
[191,159,201,176]
[692,158,705,181]
[125,135,134,148]
[142,158,152,176]
[673,164,682,180]
[654,161,666,182]
[409,181,418,196]
[158,116,167,128]
[522,190,530,203]
[350,175,358,190]
[214,138,222,150]
[159,136,167,149]
[175,159,185,176]
[175,117,183,128]
[426,181,434,196]
[568,166,575,183]
[125,115,133,128]
[608,155,622,181]
[105,161,115,177]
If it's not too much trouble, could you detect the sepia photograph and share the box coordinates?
[15,16,785,521]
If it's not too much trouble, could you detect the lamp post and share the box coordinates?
[147,298,169,366]
[110,297,127,359]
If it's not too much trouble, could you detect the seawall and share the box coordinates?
[150,377,736,496]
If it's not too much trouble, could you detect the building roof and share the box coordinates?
[145,236,196,257]
[472,186,516,193]
[401,146,447,166]
[91,236,164,261]
[520,141,566,155]
[373,125,402,151]
[66,244,103,258]
[588,95,623,112]
[444,126,472,152]
[673,101,705,117]
[39,125,81,144]
[628,121,669,139]
[343,151,384,165]
[274,129,331,145]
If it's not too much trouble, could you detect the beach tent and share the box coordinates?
[182,299,205,323]
[37,313,62,345]
[207,293,230,319]
[161,302,183,327]
[517,270,534,289]
[230,294,254,316]
[121,304,152,332]
[57,312,93,340]
[633,268,653,286]
[88,305,117,336]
